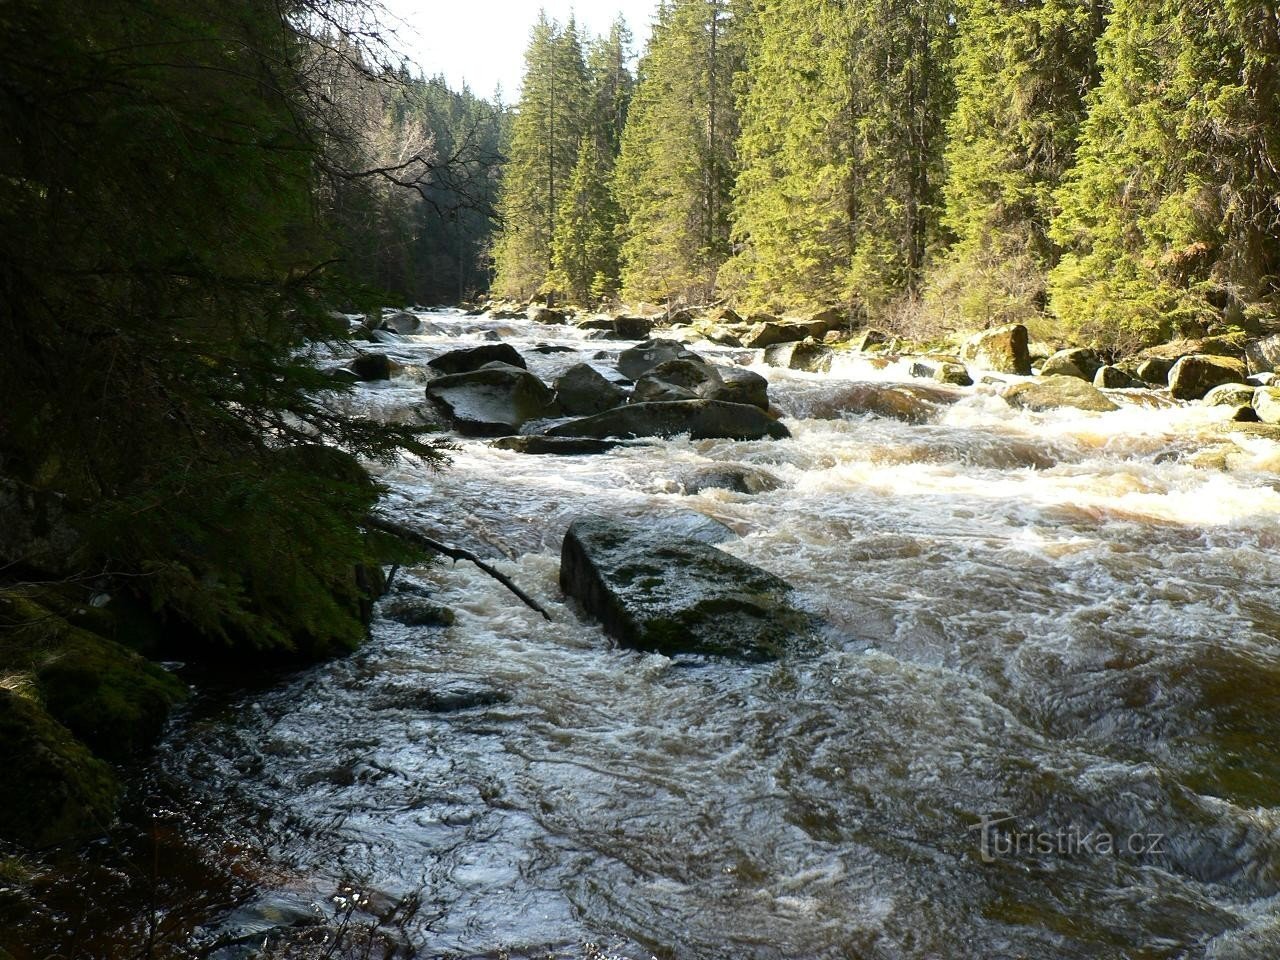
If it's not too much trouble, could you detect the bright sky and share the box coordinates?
[380,1,661,102]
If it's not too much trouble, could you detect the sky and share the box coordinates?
[379,1,661,101]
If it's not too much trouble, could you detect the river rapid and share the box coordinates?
[16,310,1280,959]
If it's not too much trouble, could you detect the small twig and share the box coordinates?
[364,515,551,621]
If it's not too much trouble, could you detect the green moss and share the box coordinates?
[0,592,187,764]
[0,688,119,848]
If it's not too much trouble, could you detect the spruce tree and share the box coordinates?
[547,139,623,303]
[1047,0,1280,347]
[614,0,741,303]
[727,0,955,315]
[492,14,591,300]
[932,0,1105,328]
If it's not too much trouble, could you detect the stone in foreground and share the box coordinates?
[1002,376,1119,412]
[546,400,790,441]
[560,516,809,659]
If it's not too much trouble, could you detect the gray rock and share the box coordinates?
[1040,347,1103,381]
[709,366,770,409]
[1168,355,1248,400]
[491,436,629,456]
[425,364,558,436]
[683,465,782,495]
[1253,386,1280,424]
[617,339,700,379]
[1002,376,1119,412]
[381,311,421,334]
[1094,365,1142,389]
[575,315,654,339]
[764,340,834,373]
[559,516,809,659]
[1245,333,1280,374]
[962,323,1033,375]
[546,400,790,441]
[428,343,526,375]
[1248,372,1277,387]
[554,363,627,415]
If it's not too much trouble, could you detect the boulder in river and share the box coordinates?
[708,366,770,409]
[559,516,809,659]
[554,363,627,415]
[547,400,790,441]
[428,342,526,375]
[350,351,396,381]
[528,306,569,325]
[617,339,699,380]
[962,323,1032,375]
[1167,355,1247,400]
[425,364,558,436]
[1245,333,1280,374]
[380,310,422,335]
[1093,365,1142,389]
[764,340,834,373]
[1202,383,1257,407]
[574,314,654,340]
[741,320,807,350]
[1039,347,1103,381]
[682,464,782,495]
[1253,386,1280,424]
[632,358,711,403]
[1134,357,1175,385]
[491,436,630,456]
[1002,376,1119,412]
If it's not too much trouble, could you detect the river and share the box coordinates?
[13,309,1280,959]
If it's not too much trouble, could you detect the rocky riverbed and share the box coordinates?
[9,307,1280,959]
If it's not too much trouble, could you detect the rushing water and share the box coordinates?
[13,310,1280,959]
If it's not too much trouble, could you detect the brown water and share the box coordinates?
[9,311,1280,959]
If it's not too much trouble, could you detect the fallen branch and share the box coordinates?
[364,514,552,621]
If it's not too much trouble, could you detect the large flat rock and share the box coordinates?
[546,400,790,441]
[560,516,809,659]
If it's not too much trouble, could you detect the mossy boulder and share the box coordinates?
[0,689,119,848]
[1168,355,1248,400]
[560,516,810,660]
[1003,376,1119,413]
[1253,387,1280,424]
[764,340,835,373]
[2,594,187,763]
[962,323,1032,375]
[1039,347,1103,381]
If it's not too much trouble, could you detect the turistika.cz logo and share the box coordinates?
[969,814,1166,864]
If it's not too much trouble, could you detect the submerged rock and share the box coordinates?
[554,363,627,415]
[547,400,790,441]
[559,516,809,659]
[491,435,629,455]
[1002,376,1119,412]
[962,323,1032,375]
[425,364,558,436]
[682,464,782,495]
[428,343,526,374]
[1168,355,1247,400]
[380,596,455,627]
[806,383,953,423]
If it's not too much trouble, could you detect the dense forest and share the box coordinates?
[492,0,1280,351]
[0,0,500,848]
